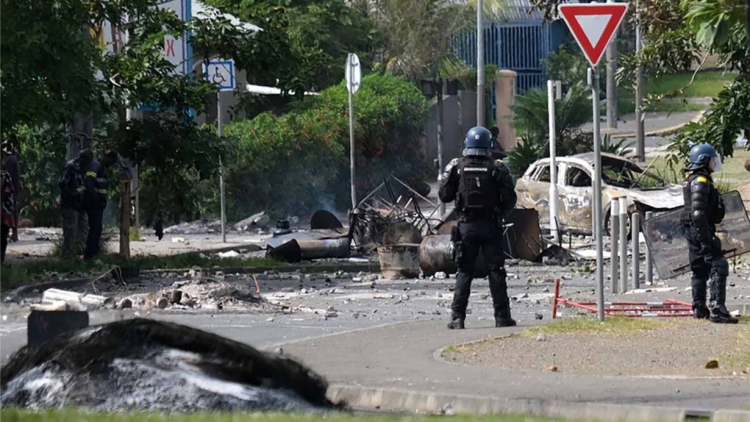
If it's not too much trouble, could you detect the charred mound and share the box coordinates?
[1,319,336,412]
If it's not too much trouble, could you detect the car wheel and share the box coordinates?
[604,208,632,238]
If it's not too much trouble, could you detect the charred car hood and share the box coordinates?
[612,185,684,210]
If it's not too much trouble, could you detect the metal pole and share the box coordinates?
[632,212,640,289]
[606,0,618,130]
[548,80,559,239]
[619,197,628,293]
[218,92,226,244]
[349,56,357,209]
[477,0,485,127]
[589,67,605,322]
[135,164,139,233]
[635,0,645,162]
[437,80,445,218]
[610,199,620,294]
[645,211,654,284]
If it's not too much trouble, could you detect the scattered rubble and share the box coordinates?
[235,211,270,231]
[164,219,223,235]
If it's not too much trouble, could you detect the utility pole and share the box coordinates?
[477,0,485,127]
[635,0,645,162]
[218,92,226,243]
[606,0,618,131]
[437,79,445,217]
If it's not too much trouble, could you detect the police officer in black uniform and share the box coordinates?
[682,144,738,324]
[82,150,118,260]
[439,126,517,330]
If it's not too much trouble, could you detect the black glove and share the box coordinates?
[699,244,715,264]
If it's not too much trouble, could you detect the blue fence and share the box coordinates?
[454,20,560,118]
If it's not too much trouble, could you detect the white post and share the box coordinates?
[645,211,654,284]
[548,80,559,239]
[218,92,226,244]
[619,197,629,293]
[589,67,605,322]
[610,199,619,294]
[477,0,485,126]
[632,212,641,289]
[348,55,357,209]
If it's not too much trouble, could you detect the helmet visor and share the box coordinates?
[709,155,723,172]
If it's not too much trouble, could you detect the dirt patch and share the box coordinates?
[443,318,750,377]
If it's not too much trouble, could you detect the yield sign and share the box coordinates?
[558,3,628,67]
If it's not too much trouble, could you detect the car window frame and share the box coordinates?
[565,163,593,188]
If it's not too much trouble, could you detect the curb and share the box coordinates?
[328,384,750,422]
[609,110,706,139]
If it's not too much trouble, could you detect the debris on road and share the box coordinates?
[378,244,420,279]
[41,289,112,311]
[235,211,270,231]
[0,319,334,411]
[310,210,344,230]
[165,219,223,235]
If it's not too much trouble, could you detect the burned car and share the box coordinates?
[515,153,683,235]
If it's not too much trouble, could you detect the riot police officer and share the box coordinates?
[682,144,738,324]
[439,126,517,329]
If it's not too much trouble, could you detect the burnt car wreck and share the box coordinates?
[516,153,684,235]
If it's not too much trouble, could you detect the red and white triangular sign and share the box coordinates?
[558,3,628,67]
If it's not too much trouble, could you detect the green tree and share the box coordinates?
[666,0,749,166]
[0,0,101,138]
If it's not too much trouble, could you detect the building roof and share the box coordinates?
[192,0,261,33]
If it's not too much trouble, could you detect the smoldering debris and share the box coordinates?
[351,176,440,249]
[0,319,336,412]
[164,220,223,235]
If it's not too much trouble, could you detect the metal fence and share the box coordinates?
[453,19,554,119]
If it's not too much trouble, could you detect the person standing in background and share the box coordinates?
[59,151,90,258]
[1,147,16,263]
[3,146,21,242]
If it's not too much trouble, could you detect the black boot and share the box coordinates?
[447,313,465,330]
[495,316,516,327]
[693,303,710,320]
[490,267,515,327]
[708,260,738,324]
[710,305,739,324]
[691,277,708,319]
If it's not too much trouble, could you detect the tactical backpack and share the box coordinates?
[457,156,497,213]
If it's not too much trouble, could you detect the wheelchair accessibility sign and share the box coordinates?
[204,60,235,91]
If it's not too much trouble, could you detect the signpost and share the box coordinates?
[559,2,628,321]
[205,59,235,243]
[346,53,361,209]
[548,80,562,240]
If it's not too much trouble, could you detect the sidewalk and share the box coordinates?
[581,111,704,139]
[280,320,750,417]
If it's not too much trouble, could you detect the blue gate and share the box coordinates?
[453,12,563,119]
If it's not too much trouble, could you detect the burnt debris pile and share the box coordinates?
[1,319,336,412]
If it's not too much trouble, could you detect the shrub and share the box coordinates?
[15,126,68,227]
[223,74,429,220]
